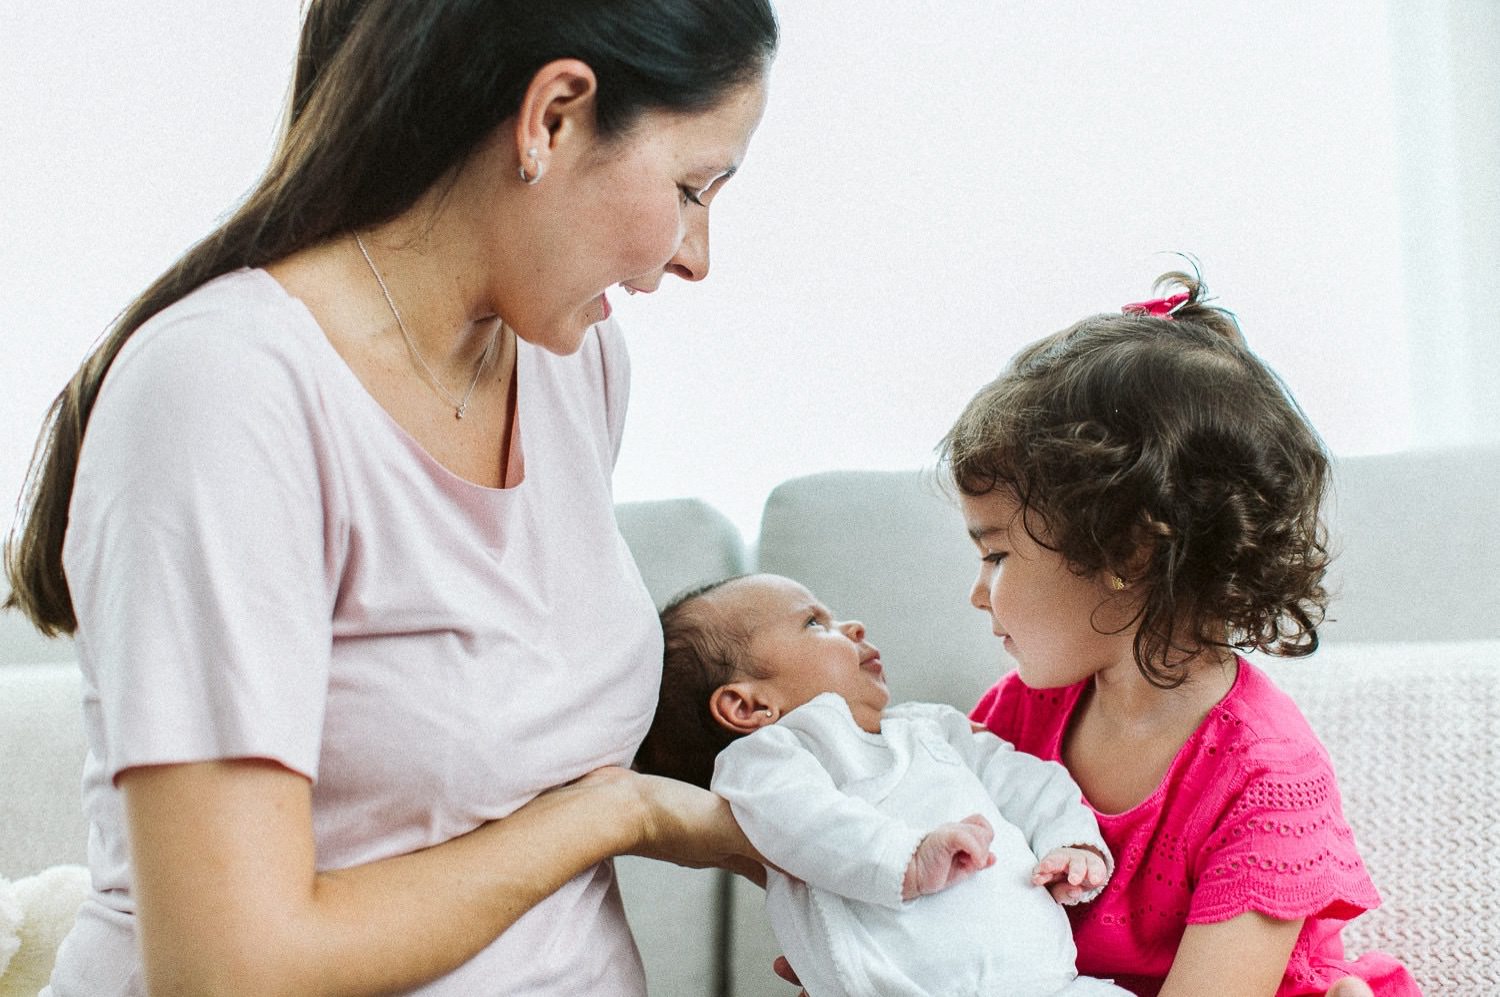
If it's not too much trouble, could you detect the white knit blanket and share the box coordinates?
[1259,639,1500,994]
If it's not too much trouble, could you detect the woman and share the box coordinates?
[4,1,776,993]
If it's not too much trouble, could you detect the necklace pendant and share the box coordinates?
[455,406,466,420]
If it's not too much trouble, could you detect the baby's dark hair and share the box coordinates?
[939,269,1330,688]
[635,576,765,789]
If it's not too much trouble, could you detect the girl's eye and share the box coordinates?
[982,552,1008,565]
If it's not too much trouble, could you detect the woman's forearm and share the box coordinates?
[126,760,645,997]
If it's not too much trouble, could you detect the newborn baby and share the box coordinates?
[636,573,1130,997]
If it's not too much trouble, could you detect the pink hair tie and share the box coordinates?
[1121,292,1190,318]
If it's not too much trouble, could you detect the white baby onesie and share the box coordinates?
[713,693,1130,997]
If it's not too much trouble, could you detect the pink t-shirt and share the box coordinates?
[50,269,662,995]
[972,660,1420,997]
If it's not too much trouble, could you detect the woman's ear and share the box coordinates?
[512,58,599,181]
[710,683,779,735]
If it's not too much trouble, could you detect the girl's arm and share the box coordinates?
[124,759,748,997]
[1157,912,1303,997]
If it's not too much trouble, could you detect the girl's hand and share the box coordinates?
[902,814,997,900]
[1031,845,1109,903]
[606,767,766,883]
[1326,978,1375,997]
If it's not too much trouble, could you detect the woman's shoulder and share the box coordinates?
[89,269,343,473]
[115,269,326,387]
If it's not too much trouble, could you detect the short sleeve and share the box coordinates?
[1188,744,1381,925]
[65,293,338,783]
[592,318,631,467]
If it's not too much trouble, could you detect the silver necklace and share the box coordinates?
[354,233,496,420]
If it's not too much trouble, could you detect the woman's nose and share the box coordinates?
[664,213,710,282]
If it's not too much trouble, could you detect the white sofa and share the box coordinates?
[4,447,1499,995]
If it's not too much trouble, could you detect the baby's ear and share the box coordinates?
[710,683,778,735]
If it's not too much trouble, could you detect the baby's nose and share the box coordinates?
[840,619,866,642]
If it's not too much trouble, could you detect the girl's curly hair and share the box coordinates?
[938,269,1330,688]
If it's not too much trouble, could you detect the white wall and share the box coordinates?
[3,2,1496,542]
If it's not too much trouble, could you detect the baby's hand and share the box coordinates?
[901,814,997,901]
[1032,845,1109,904]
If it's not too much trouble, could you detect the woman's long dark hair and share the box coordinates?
[5,0,777,636]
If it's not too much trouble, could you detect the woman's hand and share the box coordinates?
[773,955,809,996]
[596,767,767,883]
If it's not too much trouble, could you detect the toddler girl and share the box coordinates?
[942,271,1419,996]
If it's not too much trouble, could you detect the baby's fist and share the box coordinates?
[1032,846,1108,905]
[902,814,997,901]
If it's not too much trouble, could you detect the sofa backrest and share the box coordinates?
[615,497,748,608]
[757,469,994,712]
[1320,445,1500,642]
[754,446,1500,713]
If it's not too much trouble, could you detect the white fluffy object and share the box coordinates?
[0,865,89,997]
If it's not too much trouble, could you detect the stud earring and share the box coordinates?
[518,147,542,185]
[761,708,775,718]
[1108,575,1127,591]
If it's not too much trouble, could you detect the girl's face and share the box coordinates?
[499,73,769,355]
[960,490,1139,689]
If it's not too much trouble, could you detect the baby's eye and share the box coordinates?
[805,616,826,629]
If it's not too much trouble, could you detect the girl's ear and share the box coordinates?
[1111,513,1168,588]
[710,683,779,735]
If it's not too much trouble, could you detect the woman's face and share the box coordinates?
[501,73,770,354]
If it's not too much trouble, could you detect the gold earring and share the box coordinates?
[1109,575,1126,591]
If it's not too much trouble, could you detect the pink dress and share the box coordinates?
[972,660,1420,996]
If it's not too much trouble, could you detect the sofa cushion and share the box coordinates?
[0,664,88,880]
[615,496,747,995]
[1260,640,1500,994]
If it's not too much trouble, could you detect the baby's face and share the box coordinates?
[715,574,890,733]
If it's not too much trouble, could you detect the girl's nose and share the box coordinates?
[969,572,990,612]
